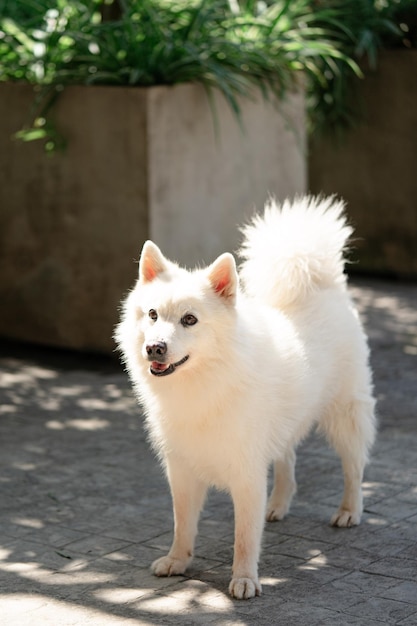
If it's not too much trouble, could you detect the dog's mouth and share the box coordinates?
[150,355,189,377]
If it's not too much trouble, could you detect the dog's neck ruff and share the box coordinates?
[150,355,189,377]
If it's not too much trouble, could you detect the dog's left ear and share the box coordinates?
[207,253,238,303]
[139,240,169,283]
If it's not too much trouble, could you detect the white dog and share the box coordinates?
[115,196,376,600]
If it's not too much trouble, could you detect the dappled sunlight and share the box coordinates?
[362,481,382,499]
[2,564,112,586]
[0,404,17,414]
[260,575,288,589]
[49,385,90,397]
[0,532,242,622]
[77,397,128,412]
[0,354,137,435]
[0,594,141,626]
[0,547,12,561]
[299,553,328,571]
[0,557,49,578]
[93,586,151,604]
[350,279,417,431]
[362,481,386,499]
[46,418,110,431]
[12,462,38,471]
[0,541,109,584]
[136,581,235,614]
[351,281,417,349]
[364,517,389,528]
[0,365,57,386]
[11,517,44,530]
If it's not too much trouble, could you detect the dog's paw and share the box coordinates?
[151,555,189,577]
[229,577,262,600]
[266,488,295,522]
[331,508,361,528]
[266,505,288,522]
[266,499,291,522]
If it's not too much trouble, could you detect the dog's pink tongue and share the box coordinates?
[152,362,169,371]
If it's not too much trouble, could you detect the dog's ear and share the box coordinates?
[207,253,238,303]
[139,241,168,283]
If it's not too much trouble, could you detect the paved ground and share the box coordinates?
[1,277,416,626]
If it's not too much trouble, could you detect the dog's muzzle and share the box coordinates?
[145,342,189,376]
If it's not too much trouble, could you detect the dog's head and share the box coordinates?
[117,241,239,380]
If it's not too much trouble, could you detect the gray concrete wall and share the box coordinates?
[309,50,417,278]
[147,83,306,266]
[0,82,306,353]
[0,84,149,353]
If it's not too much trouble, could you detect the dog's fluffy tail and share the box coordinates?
[238,195,353,310]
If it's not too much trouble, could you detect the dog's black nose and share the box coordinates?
[146,342,167,359]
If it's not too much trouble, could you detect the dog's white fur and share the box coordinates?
[115,195,376,600]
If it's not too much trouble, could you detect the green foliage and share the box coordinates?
[0,0,415,143]
[308,0,417,134]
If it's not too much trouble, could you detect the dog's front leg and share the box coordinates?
[229,475,267,599]
[151,455,207,577]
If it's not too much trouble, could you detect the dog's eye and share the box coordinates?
[181,313,198,327]
[148,309,158,321]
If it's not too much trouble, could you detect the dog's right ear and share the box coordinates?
[139,241,168,283]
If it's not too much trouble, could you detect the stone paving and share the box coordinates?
[0,277,416,625]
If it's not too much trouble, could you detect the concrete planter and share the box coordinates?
[0,82,306,353]
[309,50,417,279]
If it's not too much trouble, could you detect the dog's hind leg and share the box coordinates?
[321,395,376,528]
[266,447,297,522]
[151,455,207,577]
